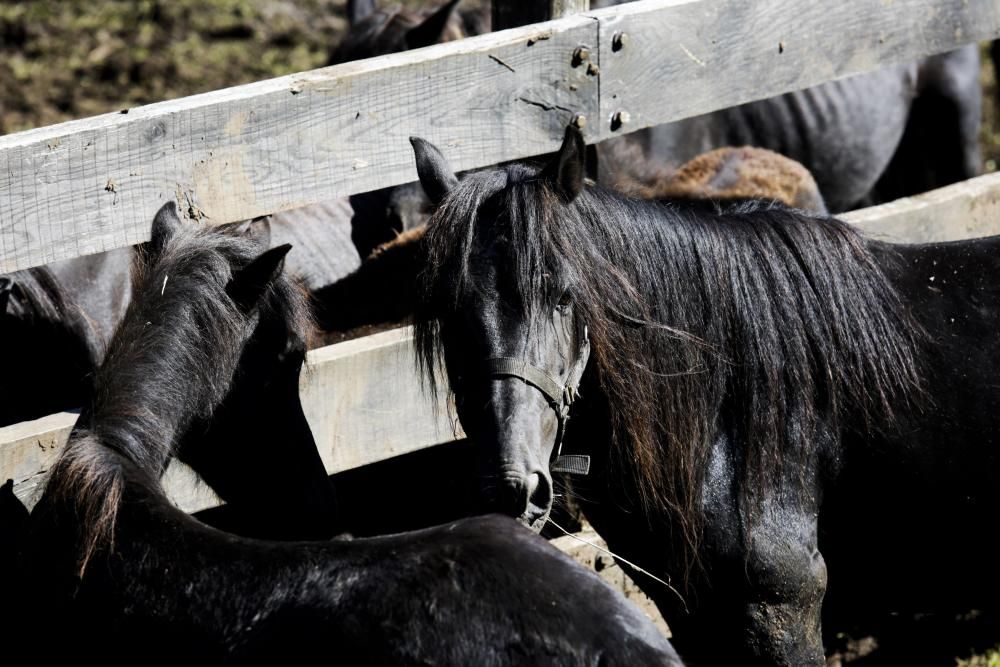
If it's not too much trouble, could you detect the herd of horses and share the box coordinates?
[2,0,1000,664]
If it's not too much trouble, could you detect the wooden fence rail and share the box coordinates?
[6,170,1000,510]
[2,0,999,272]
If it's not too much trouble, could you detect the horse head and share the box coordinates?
[412,127,593,531]
[143,204,341,540]
[47,202,339,556]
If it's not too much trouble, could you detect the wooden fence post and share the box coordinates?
[493,0,590,30]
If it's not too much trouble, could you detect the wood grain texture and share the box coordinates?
[596,0,1000,137]
[843,172,1000,243]
[0,411,220,512]
[0,16,599,272]
[7,0,996,272]
[299,326,464,476]
[2,326,464,512]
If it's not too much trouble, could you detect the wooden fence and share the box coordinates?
[3,0,1000,509]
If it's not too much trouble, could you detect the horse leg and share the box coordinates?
[672,501,828,665]
[738,504,828,666]
[660,432,828,666]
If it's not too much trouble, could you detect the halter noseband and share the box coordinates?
[482,328,591,476]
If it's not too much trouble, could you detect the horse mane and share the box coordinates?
[414,163,923,553]
[44,223,312,573]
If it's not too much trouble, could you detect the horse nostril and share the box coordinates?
[495,477,530,516]
[489,472,553,520]
[525,472,552,513]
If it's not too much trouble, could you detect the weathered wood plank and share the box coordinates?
[4,0,999,272]
[596,0,1000,137]
[0,16,599,272]
[842,172,1000,243]
[2,326,463,512]
[2,410,221,513]
[299,327,462,475]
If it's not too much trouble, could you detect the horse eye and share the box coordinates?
[556,290,572,312]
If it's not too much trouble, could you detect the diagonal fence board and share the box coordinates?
[3,0,1000,272]
[3,326,463,513]
[4,169,1000,513]
[0,15,599,273]
[595,0,1000,137]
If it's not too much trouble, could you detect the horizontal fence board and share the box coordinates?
[299,327,462,475]
[2,326,463,512]
[3,0,1000,271]
[0,16,598,273]
[595,0,1000,137]
[4,169,1000,511]
[841,172,1000,243]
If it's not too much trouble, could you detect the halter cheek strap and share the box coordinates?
[482,328,591,476]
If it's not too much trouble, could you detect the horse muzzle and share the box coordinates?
[481,467,554,533]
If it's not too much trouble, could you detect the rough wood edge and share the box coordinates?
[3,0,998,271]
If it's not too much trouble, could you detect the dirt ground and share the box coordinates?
[2,2,999,664]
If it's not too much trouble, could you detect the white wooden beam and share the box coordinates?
[842,172,1000,243]
[0,16,597,272]
[595,0,1000,138]
[3,0,999,272]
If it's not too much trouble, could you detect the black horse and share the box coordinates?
[0,267,98,426]
[16,201,681,665]
[410,126,1000,665]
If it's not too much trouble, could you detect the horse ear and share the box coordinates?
[227,244,292,312]
[150,201,183,256]
[347,0,377,26]
[410,136,458,207]
[540,124,587,203]
[405,0,461,49]
[231,215,272,247]
[0,277,12,314]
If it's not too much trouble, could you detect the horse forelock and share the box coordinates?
[416,164,924,564]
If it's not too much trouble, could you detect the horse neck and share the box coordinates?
[78,281,247,478]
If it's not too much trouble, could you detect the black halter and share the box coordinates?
[483,328,591,476]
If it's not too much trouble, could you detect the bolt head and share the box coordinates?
[611,110,631,130]
[612,32,629,51]
[572,114,587,129]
